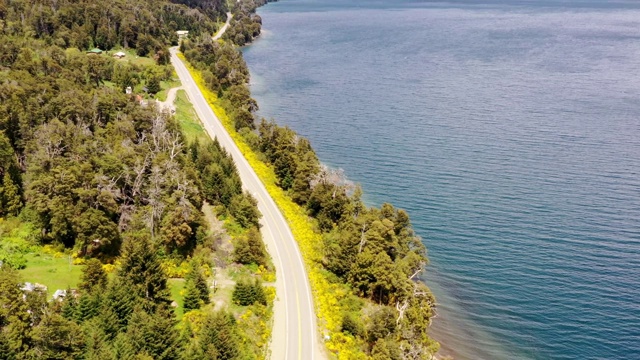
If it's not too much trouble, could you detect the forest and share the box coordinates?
[0,0,274,359]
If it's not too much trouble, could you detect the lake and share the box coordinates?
[243,1,640,358]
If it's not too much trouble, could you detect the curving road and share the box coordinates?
[170,48,324,360]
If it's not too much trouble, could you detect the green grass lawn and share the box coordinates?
[18,253,83,296]
[155,79,182,101]
[175,90,207,143]
[113,48,155,67]
[169,278,186,320]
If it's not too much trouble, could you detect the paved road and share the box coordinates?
[170,48,323,360]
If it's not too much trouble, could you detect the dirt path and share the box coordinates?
[156,86,183,112]
[213,12,233,41]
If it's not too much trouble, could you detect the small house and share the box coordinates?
[125,86,132,94]
[113,51,126,59]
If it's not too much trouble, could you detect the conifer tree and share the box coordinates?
[82,318,112,360]
[118,234,171,307]
[185,260,210,304]
[1,172,22,216]
[103,278,137,331]
[126,306,180,360]
[182,281,201,313]
[32,311,84,359]
[75,294,99,323]
[110,332,137,360]
[0,331,13,360]
[0,267,32,358]
[232,279,266,306]
[60,288,78,320]
[197,311,240,360]
[79,259,108,294]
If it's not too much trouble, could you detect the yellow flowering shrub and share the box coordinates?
[102,263,117,274]
[161,259,190,278]
[181,59,366,358]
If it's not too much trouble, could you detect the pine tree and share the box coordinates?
[0,267,32,358]
[82,318,112,360]
[229,192,260,229]
[197,311,240,360]
[233,227,267,266]
[118,234,171,307]
[0,327,15,360]
[185,260,210,304]
[110,332,137,360]
[126,306,180,360]
[79,259,108,294]
[103,278,137,331]
[31,311,84,359]
[147,76,161,95]
[1,173,22,216]
[75,294,99,323]
[182,281,201,313]
[60,288,78,320]
[232,279,266,306]
[95,305,121,340]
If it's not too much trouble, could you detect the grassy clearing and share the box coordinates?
[113,48,155,67]
[18,253,83,295]
[174,90,206,143]
[0,218,82,294]
[155,79,182,101]
[169,278,186,320]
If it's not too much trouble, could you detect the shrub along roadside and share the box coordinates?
[179,57,382,358]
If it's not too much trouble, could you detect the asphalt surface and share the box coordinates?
[170,48,323,360]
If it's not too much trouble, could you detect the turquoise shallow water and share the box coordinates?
[242,1,640,359]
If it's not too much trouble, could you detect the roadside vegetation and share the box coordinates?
[0,0,274,358]
[180,0,440,358]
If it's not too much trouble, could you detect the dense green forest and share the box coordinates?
[0,0,273,358]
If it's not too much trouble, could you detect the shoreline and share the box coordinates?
[245,2,450,357]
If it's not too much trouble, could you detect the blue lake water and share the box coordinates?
[242,1,640,358]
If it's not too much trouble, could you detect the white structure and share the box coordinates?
[113,51,126,59]
[176,30,189,40]
[52,289,67,301]
[20,282,47,292]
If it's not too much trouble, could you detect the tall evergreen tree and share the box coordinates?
[118,234,171,308]
[102,277,137,332]
[31,311,84,359]
[0,172,22,216]
[182,281,202,313]
[82,318,112,360]
[126,306,180,360]
[233,226,267,266]
[197,311,240,360]
[0,267,32,358]
[79,259,108,294]
[185,260,210,304]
